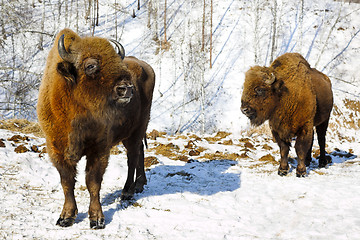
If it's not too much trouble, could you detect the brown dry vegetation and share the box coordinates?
[204,131,231,143]
[1,118,357,175]
[0,119,43,137]
[330,99,360,131]
[200,151,243,161]
[144,156,159,169]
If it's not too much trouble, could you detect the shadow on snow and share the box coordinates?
[101,159,241,225]
[287,149,357,175]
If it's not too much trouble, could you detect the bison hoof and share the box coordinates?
[56,217,75,227]
[90,218,105,229]
[121,192,134,200]
[278,169,289,176]
[296,171,306,178]
[318,161,327,168]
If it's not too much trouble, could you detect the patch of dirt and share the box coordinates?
[204,131,231,143]
[238,138,256,150]
[31,145,41,153]
[8,135,29,143]
[221,139,233,145]
[177,155,189,162]
[144,156,159,168]
[189,149,200,156]
[186,133,202,141]
[200,151,243,161]
[150,142,180,160]
[147,129,166,140]
[0,119,43,137]
[0,139,5,148]
[215,131,231,139]
[258,154,278,165]
[262,144,273,150]
[14,144,29,153]
[110,146,122,155]
[344,99,360,112]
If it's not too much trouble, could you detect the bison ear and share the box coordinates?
[57,61,77,84]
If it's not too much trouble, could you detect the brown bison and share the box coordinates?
[37,28,155,229]
[241,53,333,177]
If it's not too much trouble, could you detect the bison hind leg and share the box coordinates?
[305,131,314,167]
[316,120,330,168]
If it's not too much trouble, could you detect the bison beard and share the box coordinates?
[241,53,333,177]
[37,29,155,229]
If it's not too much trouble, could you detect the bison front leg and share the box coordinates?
[121,139,143,200]
[272,131,290,176]
[295,126,314,177]
[54,162,78,227]
[135,141,147,193]
[85,153,109,229]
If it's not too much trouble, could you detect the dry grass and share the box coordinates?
[200,151,243,161]
[0,119,43,137]
[258,154,278,165]
[150,142,180,160]
[344,99,360,112]
[204,131,231,143]
[147,129,167,140]
[144,156,159,168]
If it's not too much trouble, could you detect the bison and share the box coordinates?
[241,53,333,177]
[37,28,155,229]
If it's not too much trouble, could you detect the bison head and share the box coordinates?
[55,29,134,109]
[241,66,286,126]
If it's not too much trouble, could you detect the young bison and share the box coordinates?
[37,29,155,229]
[241,53,333,177]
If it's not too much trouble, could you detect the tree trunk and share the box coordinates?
[164,0,167,43]
[201,0,205,52]
[210,0,213,68]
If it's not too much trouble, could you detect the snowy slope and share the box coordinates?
[0,0,360,239]
[0,128,359,239]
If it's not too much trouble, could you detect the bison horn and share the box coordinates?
[58,34,76,63]
[265,72,276,85]
[109,39,125,60]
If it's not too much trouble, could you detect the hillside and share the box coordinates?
[0,0,359,136]
[0,0,359,239]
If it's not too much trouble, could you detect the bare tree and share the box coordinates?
[163,0,168,43]
[270,0,278,63]
[210,0,213,68]
[201,0,205,52]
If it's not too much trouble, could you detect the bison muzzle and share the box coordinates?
[241,53,333,177]
[37,29,155,229]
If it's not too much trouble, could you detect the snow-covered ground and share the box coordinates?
[0,127,359,239]
[1,0,360,239]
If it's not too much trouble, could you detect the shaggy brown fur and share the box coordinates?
[37,29,155,229]
[241,53,333,177]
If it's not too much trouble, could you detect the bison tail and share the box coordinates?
[143,135,148,149]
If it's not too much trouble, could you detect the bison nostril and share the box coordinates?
[115,86,126,97]
[124,85,134,98]
[115,85,133,98]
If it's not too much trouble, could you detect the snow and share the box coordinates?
[0,129,359,239]
[0,0,360,239]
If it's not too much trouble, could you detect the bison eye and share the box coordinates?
[255,87,266,97]
[84,58,100,76]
